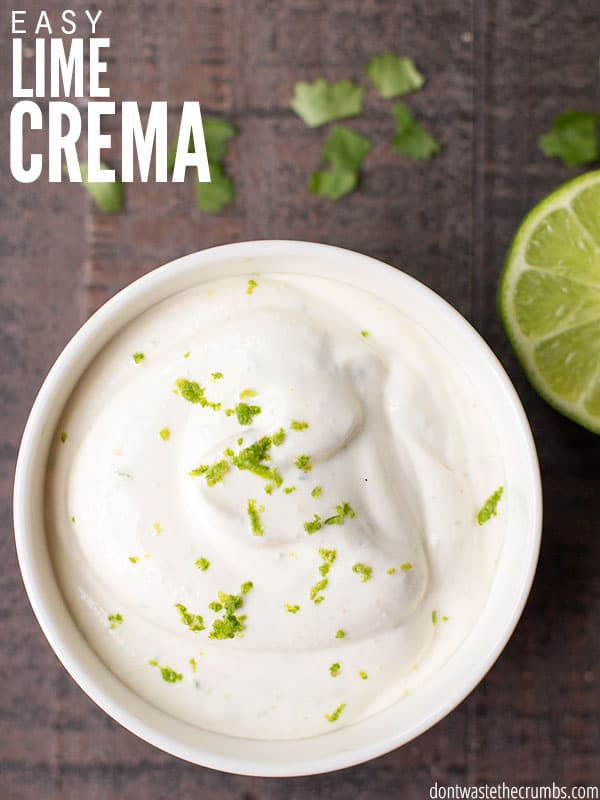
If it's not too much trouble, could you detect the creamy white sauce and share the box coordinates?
[46,273,505,740]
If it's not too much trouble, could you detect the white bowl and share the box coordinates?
[14,241,542,777]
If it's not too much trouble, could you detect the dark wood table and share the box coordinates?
[1,1,599,796]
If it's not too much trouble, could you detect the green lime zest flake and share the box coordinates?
[204,459,230,486]
[175,378,221,410]
[291,420,309,431]
[359,670,368,680]
[189,464,209,477]
[159,427,171,441]
[148,660,183,683]
[539,111,599,168]
[264,484,274,495]
[304,514,322,534]
[324,501,355,526]
[247,499,265,537]
[231,436,282,486]
[352,563,373,583]
[387,567,396,575]
[295,454,312,473]
[442,615,449,622]
[291,78,364,127]
[132,352,145,364]
[237,437,244,446]
[285,603,300,614]
[335,629,346,639]
[310,577,328,604]
[241,581,254,595]
[108,613,123,629]
[211,371,223,381]
[190,657,197,673]
[195,557,210,571]
[476,486,504,525]
[70,516,75,523]
[184,351,191,359]
[60,431,68,444]
[432,610,438,626]
[311,485,322,499]
[208,588,247,640]
[283,486,297,494]
[400,562,413,571]
[175,603,206,633]
[129,556,139,564]
[247,279,258,295]
[272,428,286,446]
[209,601,223,612]
[392,102,441,160]
[329,662,341,677]
[153,522,162,534]
[318,548,337,576]
[361,330,369,338]
[365,52,425,98]
[324,703,346,723]
[239,388,257,399]
[227,402,262,426]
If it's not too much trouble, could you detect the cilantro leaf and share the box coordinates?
[539,111,599,167]
[291,78,365,127]
[392,103,441,160]
[78,162,124,213]
[203,118,236,162]
[196,162,234,213]
[310,126,371,200]
[365,52,425,98]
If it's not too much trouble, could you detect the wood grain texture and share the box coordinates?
[1,0,598,797]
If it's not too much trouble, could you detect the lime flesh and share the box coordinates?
[499,170,600,433]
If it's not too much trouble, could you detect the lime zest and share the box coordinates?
[247,498,265,537]
[195,557,210,571]
[108,613,123,629]
[329,662,341,677]
[149,660,183,683]
[159,427,171,441]
[175,603,205,633]
[352,563,372,583]
[291,420,309,431]
[132,352,145,364]
[476,486,504,525]
[324,703,346,723]
[285,603,300,614]
[175,378,221,411]
[60,431,68,444]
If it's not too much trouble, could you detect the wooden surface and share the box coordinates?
[1,0,599,796]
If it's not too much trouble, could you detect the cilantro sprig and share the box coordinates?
[365,53,425,98]
[291,78,365,127]
[392,103,441,160]
[539,111,599,167]
[310,125,372,200]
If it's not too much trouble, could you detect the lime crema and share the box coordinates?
[46,273,505,739]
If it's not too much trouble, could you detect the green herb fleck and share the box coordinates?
[304,514,322,534]
[283,486,297,494]
[365,52,425,98]
[359,670,368,680]
[400,562,413,571]
[77,162,125,213]
[159,427,171,441]
[285,603,300,614]
[335,629,346,639]
[539,111,599,167]
[329,662,341,677]
[352,563,373,583]
[295,454,312,473]
[189,657,197,673]
[324,501,355,526]
[325,703,346,723]
[432,610,438,626]
[291,420,309,431]
[247,279,258,295]
[310,125,371,200]
[392,102,441,160]
[148,660,183,683]
[247,498,265,537]
[108,613,123,629]
[195,557,210,571]
[129,556,139,564]
[208,589,247,640]
[241,581,254,595]
[211,371,223,381]
[132,352,145,364]
[175,603,205,633]
[476,486,504,525]
[311,485,322,499]
[175,378,221,410]
[291,78,364,127]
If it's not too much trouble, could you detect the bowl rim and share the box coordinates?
[13,240,543,777]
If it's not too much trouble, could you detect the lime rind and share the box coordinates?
[499,170,600,434]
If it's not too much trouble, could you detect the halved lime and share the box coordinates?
[499,170,600,433]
